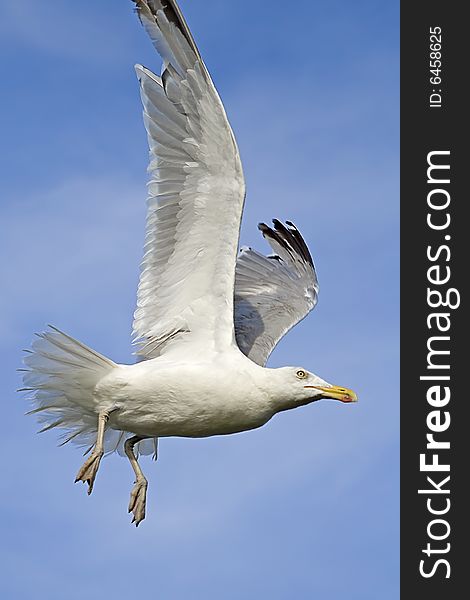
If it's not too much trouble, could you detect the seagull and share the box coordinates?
[21,0,357,526]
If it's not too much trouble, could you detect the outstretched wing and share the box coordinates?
[234,220,319,366]
[131,1,245,359]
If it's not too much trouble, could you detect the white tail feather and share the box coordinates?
[22,326,157,458]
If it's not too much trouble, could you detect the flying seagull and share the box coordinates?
[21,0,357,526]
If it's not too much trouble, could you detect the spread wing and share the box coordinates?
[131,1,245,359]
[234,220,319,366]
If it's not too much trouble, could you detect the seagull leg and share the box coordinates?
[74,411,108,495]
[125,436,149,527]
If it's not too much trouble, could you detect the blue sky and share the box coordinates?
[0,1,399,598]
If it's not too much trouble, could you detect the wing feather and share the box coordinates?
[131,1,245,359]
[234,221,319,366]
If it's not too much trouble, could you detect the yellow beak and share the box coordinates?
[305,385,358,403]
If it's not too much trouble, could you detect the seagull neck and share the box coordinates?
[259,372,298,415]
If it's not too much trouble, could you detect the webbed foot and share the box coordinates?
[128,477,148,526]
[75,450,103,495]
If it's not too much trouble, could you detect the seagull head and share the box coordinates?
[272,367,358,412]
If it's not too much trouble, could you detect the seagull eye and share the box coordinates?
[296,370,307,379]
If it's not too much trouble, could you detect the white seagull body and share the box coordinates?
[22,0,357,526]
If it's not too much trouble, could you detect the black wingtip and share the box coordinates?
[257,222,269,233]
[286,221,314,267]
[257,219,314,268]
[132,0,202,63]
[272,218,292,239]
